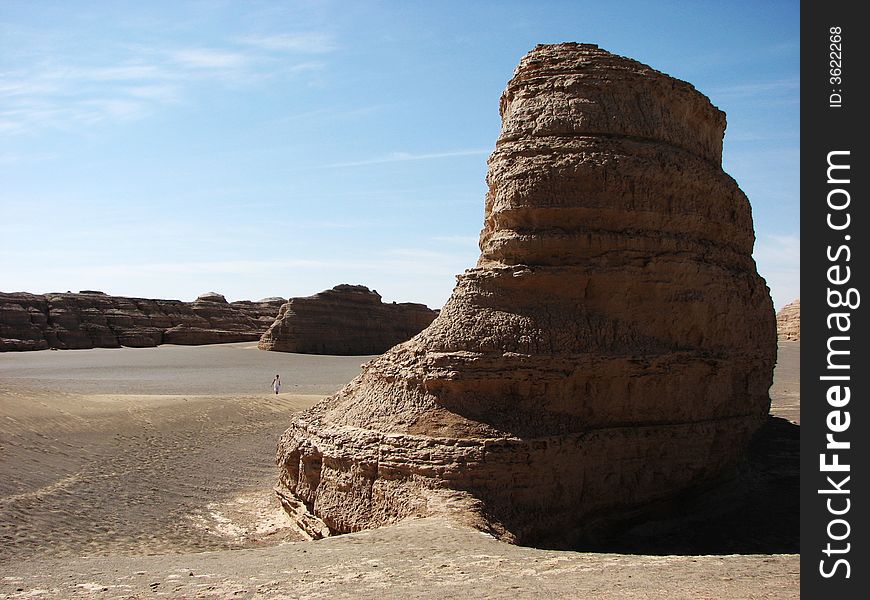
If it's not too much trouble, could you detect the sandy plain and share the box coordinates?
[0,341,799,599]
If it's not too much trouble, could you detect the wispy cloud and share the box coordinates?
[171,48,249,69]
[754,233,800,264]
[709,78,800,100]
[431,235,479,246]
[0,29,335,135]
[384,248,457,261]
[49,64,170,82]
[0,79,62,97]
[80,98,150,121]
[275,103,387,124]
[0,150,56,164]
[324,149,490,169]
[124,83,181,103]
[237,33,337,54]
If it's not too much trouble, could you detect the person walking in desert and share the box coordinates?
[271,374,281,395]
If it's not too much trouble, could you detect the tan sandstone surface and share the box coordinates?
[275,43,777,546]
[776,299,800,341]
[0,291,284,351]
[258,285,437,355]
[1,342,798,599]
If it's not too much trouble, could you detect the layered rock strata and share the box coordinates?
[0,291,285,351]
[258,285,438,355]
[776,298,800,341]
[275,43,777,546]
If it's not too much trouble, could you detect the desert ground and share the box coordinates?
[1,342,799,599]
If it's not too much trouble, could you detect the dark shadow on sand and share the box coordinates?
[575,415,799,555]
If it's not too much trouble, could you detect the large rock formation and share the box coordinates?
[776,298,800,341]
[258,285,438,355]
[0,291,285,351]
[275,43,776,547]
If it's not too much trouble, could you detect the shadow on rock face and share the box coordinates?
[566,416,799,555]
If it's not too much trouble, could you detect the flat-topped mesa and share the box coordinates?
[258,285,438,355]
[0,291,285,351]
[276,43,776,547]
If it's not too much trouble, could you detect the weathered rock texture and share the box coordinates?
[0,291,285,351]
[258,285,438,355]
[776,298,800,341]
[275,43,776,547]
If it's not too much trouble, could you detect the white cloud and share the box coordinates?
[0,31,333,135]
[384,248,459,261]
[0,151,55,164]
[171,48,249,69]
[51,64,170,82]
[0,78,62,97]
[324,149,490,168]
[709,78,800,101]
[432,235,479,245]
[123,84,181,103]
[754,233,800,265]
[80,98,151,121]
[237,33,337,54]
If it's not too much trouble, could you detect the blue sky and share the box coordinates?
[1,0,799,310]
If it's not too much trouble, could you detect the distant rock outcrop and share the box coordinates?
[0,292,285,351]
[274,43,777,546]
[0,293,51,351]
[776,298,800,341]
[258,285,438,355]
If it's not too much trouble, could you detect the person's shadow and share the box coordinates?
[581,415,800,555]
